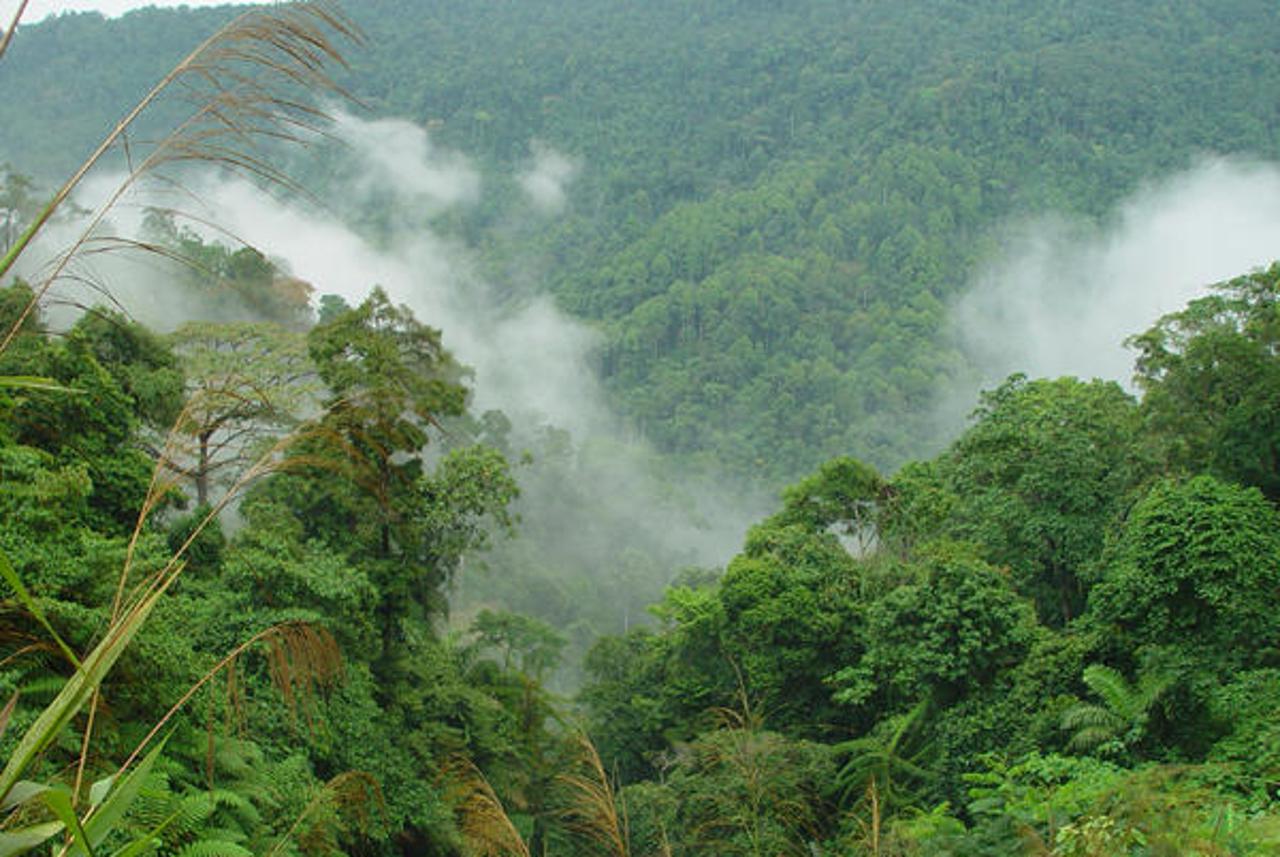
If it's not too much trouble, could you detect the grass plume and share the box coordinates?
[0,0,362,354]
[555,732,630,857]
[444,756,531,857]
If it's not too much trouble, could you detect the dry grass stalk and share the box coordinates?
[265,770,385,857]
[264,620,345,729]
[0,0,30,62]
[0,0,362,355]
[444,756,531,857]
[117,620,343,785]
[555,732,629,857]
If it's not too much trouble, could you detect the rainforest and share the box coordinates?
[1,0,1280,854]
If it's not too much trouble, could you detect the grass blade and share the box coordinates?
[41,789,97,857]
[72,740,168,856]
[0,821,65,857]
[0,548,81,670]
[0,566,177,805]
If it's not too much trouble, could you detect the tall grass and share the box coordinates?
[0,0,361,354]
[0,3,359,853]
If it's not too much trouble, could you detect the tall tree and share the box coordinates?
[1129,263,1280,499]
[940,375,1146,625]
[168,320,316,506]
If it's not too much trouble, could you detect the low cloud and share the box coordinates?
[14,113,764,656]
[954,157,1280,391]
[517,141,577,216]
[331,110,481,211]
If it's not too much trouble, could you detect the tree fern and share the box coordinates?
[1061,664,1170,756]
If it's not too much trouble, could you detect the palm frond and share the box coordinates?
[1081,665,1142,721]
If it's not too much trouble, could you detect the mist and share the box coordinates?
[16,112,767,667]
[518,141,578,216]
[953,157,1280,396]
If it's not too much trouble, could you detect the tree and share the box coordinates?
[169,320,317,506]
[833,699,934,829]
[767,455,885,552]
[470,609,566,681]
[259,287,516,673]
[716,520,865,735]
[1129,263,1280,499]
[1086,474,1280,667]
[940,375,1146,625]
[143,211,317,328]
[0,165,37,256]
[1060,664,1170,760]
[831,546,1038,714]
[1,295,183,531]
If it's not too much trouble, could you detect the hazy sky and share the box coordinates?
[6,0,256,23]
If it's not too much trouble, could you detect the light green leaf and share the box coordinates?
[89,774,116,809]
[0,375,83,394]
[0,780,49,812]
[0,821,66,857]
[42,787,97,857]
[72,739,169,857]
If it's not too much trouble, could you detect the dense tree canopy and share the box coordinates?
[5,1,1280,854]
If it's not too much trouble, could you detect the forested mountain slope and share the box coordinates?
[5,2,1280,854]
[5,0,1280,481]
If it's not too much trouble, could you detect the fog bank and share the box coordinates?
[954,158,1280,390]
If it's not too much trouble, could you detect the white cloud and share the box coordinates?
[517,142,577,216]
[954,157,1280,389]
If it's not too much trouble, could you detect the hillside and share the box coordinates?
[5,0,1280,482]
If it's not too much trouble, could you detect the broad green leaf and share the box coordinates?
[0,821,65,857]
[0,780,49,812]
[72,739,168,857]
[88,774,116,809]
[42,787,96,857]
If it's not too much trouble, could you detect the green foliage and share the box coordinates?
[831,547,1037,714]
[718,520,865,735]
[622,726,834,857]
[833,700,934,816]
[10,3,1280,853]
[1087,474,1280,665]
[469,610,565,681]
[144,213,316,328]
[768,455,885,544]
[1059,665,1171,760]
[13,0,1280,485]
[0,290,182,531]
[1131,262,1280,499]
[938,375,1146,625]
[168,319,316,506]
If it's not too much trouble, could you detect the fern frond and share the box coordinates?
[1060,703,1123,734]
[1081,665,1141,720]
[169,792,219,840]
[175,839,254,857]
[1067,727,1120,753]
